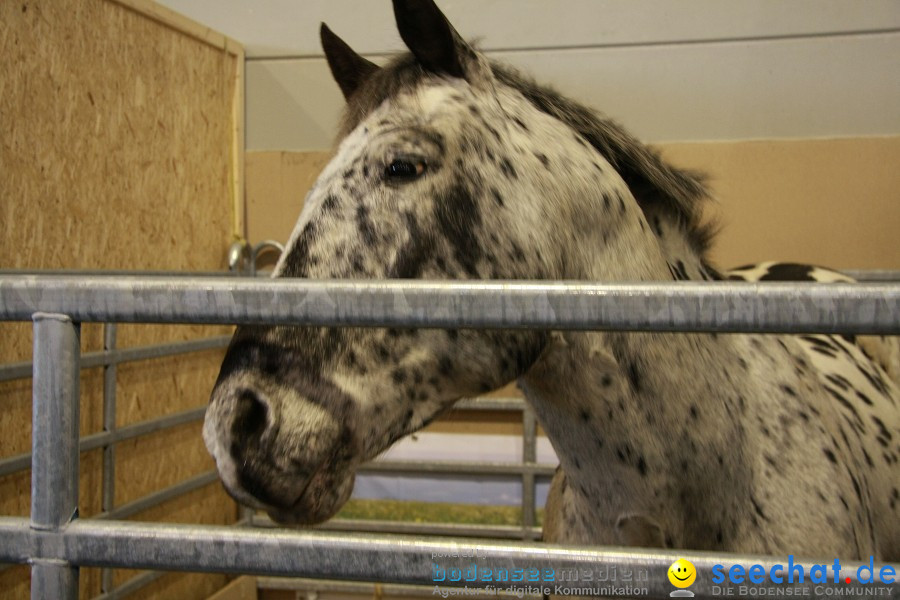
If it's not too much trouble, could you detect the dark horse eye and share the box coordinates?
[385,159,426,181]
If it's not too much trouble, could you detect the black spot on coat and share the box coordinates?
[434,185,483,277]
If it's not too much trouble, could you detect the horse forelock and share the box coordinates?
[337,53,716,258]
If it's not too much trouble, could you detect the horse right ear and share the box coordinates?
[392,0,491,85]
[321,23,379,100]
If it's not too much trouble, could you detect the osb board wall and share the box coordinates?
[246,137,900,271]
[246,151,332,245]
[0,0,242,597]
[0,0,241,273]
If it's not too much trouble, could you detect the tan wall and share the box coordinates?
[662,137,900,271]
[246,137,900,271]
[0,1,243,598]
[245,151,332,246]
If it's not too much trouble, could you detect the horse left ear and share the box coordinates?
[392,0,488,83]
[321,23,380,100]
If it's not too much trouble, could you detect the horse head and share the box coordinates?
[204,0,707,525]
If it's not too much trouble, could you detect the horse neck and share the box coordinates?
[519,202,749,539]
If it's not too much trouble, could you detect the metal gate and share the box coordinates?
[1,274,898,599]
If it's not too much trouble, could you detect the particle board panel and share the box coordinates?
[246,151,333,245]
[1,0,242,271]
[113,421,214,507]
[0,2,244,598]
[114,348,226,427]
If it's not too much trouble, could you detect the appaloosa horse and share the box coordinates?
[204,0,900,560]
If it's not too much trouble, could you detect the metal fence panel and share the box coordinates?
[3,275,900,599]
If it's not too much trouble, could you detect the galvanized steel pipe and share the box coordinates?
[30,314,80,599]
[0,518,897,599]
[1,276,898,334]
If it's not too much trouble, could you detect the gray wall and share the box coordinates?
[159,0,900,149]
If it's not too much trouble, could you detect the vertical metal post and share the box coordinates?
[31,313,80,600]
[521,405,537,540]
[101,323,117,594]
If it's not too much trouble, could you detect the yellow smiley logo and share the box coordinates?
[668,559,697,588]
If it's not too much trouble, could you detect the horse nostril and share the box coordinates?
[233,389,268,442]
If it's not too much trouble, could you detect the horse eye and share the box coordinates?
[385,159,426,180]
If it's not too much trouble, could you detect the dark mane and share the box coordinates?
[339,54,716,256]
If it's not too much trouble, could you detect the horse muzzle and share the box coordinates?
[203,376,356,525]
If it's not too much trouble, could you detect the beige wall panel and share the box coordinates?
[0,467,30,518]
[246,137,900,271]
[662,137,900,270]
[123,572,234,600]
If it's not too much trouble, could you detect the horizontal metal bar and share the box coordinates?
[362,460,556,477]
[2,440,555,490]
[842,269,900,282]
[0,336,231,383]
[320,520,540,540]
[4,268,896,281]
[258,576,544,599]
[1,518,896,598]
[95,471,219,521]
[251,514,542,540]
[82,408,207,453]
[456,397,528,411]
[0,407,206,478]
[0,269,241,277]
[1,276,898,334]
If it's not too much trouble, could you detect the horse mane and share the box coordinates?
[338,54,717,257]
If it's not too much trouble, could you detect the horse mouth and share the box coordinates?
[213,434,357,527]
[261,465,356,526]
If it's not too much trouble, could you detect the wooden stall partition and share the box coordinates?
[0,0,245,597]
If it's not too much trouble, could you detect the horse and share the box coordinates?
[204,0,900,561]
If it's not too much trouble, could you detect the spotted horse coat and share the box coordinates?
[542,260,900,559]
[203,0,900,563]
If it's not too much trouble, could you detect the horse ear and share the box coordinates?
[321,23,379,100]
[392,0,481,81]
